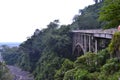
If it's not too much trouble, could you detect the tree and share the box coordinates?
[0,62,13,80]
[108,32,120,58]
[71,2,102,30]
[99,0,120,28]
[47,20,59,30]
[54,59,74,80]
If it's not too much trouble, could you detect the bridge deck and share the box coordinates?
[72,29,118,34]
[72,29,118,39]
[72,29,118,54]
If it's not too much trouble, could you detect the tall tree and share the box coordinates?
[99,0,120,28]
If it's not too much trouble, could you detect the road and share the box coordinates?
[0,52,34,80]
[7,65,34,80]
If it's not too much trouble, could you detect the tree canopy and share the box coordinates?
[99,0,120,28]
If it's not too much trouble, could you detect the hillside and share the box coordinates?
[1,1,120,80]
[1,2,104,80]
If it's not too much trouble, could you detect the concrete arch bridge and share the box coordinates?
[72,29,118,57]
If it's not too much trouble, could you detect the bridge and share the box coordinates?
[72,29,118,57]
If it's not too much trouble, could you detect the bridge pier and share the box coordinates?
[95,39,98,53]
[84,34,87,53]
[88,35,91,52]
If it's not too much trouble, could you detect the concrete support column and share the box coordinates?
[75,33,78,44]
[95,39,98,53]
[84,35,87,53]
[82,35,84,47]
[82,35,84,46]
[86,35,89,51]
[88,35,91,52]
[72,33,76,54]
[76,33,78,43]
[79,34,81,44]
[81,34,83,46]
[78,33,80,41]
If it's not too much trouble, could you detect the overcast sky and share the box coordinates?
[0,0,94,42]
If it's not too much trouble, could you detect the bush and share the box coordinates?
[101,58,120,75]
[63,69,76,80]
[74,69,89,80]
[75,52,98,72]
[54,59,74,80]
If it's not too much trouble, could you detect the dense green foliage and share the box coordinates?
[17,21,73,80]
[1,45,20,65]
[0,62,13,80]
[1,0,120,80]
[71,2,103,30]
[54,59,74,80]
[109,32,120,58]
[55,49,120,80]
[99,0,120,28]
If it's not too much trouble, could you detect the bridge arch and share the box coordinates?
[73,43,84,57]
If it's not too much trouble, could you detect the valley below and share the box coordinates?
[0,52,34,80]
[7,65,34,80]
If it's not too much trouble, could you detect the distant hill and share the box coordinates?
[0,42,21,47]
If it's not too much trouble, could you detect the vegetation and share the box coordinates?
[0,62,13,80]
[108,32,120,58]
[55,48,120,80]
[99,0,120,28]
[1,0,120,80]
[71,1,104,30]
[1,45,20,65]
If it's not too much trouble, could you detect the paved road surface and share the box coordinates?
[8,65,34,80]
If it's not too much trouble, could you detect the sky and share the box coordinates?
[0,0,94,42]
